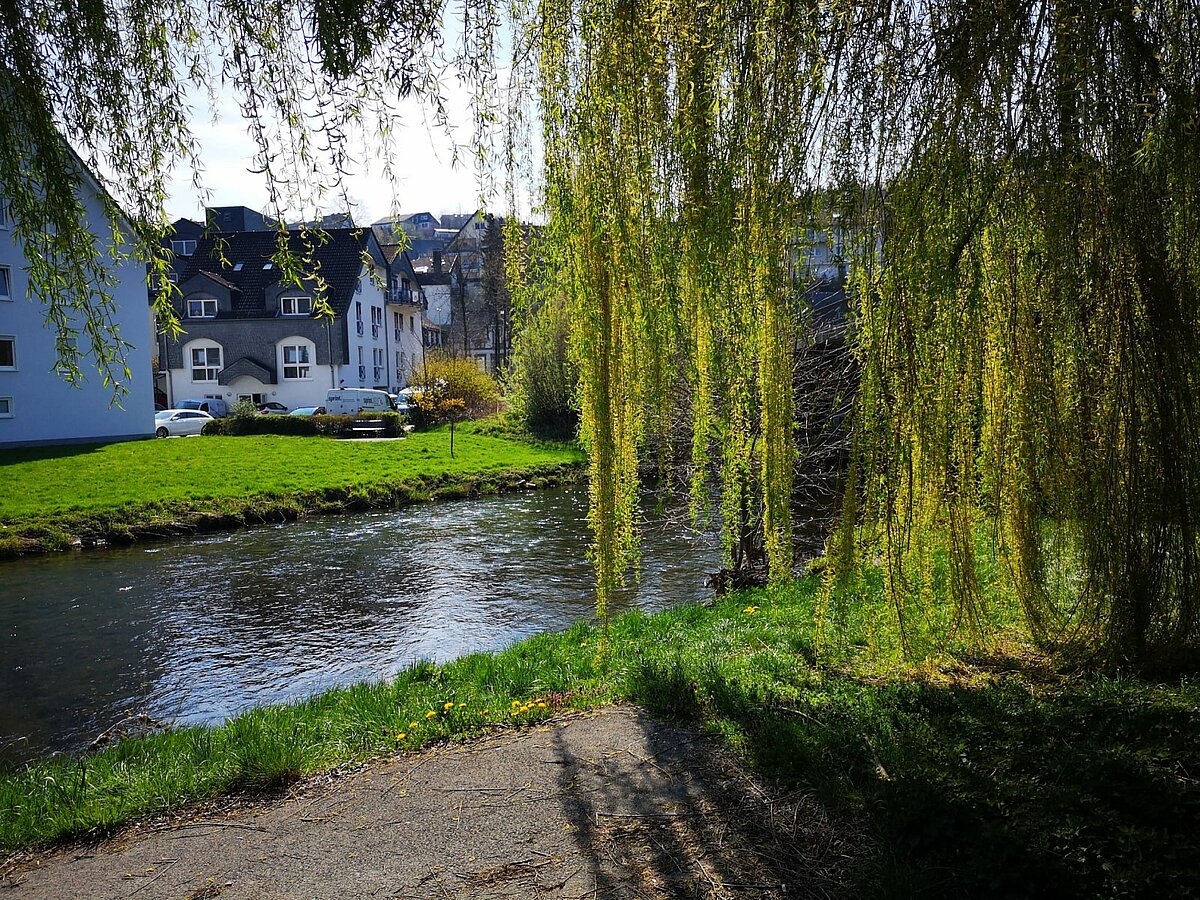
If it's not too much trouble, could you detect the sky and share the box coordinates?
[162,78,505,227]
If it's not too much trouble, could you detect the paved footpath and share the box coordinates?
[2,707,854,899]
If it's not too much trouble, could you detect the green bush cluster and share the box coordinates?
[202,412,407,438]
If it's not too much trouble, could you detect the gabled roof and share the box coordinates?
[177,228,378,319]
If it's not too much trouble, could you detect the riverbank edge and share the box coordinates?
[2,585,1197,897]
[0,458,586,559]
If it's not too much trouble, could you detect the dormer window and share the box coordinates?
[233,262,244,272]
[171,239,196,256]
[263,262,273,270]
[187,297,217,318]
[280,295,312,316]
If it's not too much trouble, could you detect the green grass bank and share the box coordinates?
[0,425,584,556]
[1,579,1195,898]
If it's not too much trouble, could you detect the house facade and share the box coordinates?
[160,228,426,410]
[0,176,154,448]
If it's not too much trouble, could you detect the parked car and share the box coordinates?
[177,398,230,417]
[154,409,214,438]
[289,406,327,416]
[257,401,289,414]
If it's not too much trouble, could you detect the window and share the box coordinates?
[410,315,415,333]
[280,295,312,316]
[233,262,244,272]
[0,397,11,418]
[187,297,217,318]
[170,239,196,256]
[190,344,221,382]
[238,393,266,405]
[356,301,362,321]
[263,262,273,270]
[0,203,8,229]
[0,266,10,301]
[282,343,311,380]
[0,337,15,370]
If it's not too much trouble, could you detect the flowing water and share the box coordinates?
[0,487,721,762]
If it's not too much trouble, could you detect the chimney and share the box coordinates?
[433,251,443,276]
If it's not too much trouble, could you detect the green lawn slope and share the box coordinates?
[0,427,584,554]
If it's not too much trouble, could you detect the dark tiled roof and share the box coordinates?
[178,229,370,319]
[195,270,239,291]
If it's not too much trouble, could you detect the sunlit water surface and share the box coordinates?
[0,487,720,761]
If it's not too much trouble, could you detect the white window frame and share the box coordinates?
[187,296,217,319]
[0,336,15,370]
[280,295,312,316]
[281,341,313,380]
[0,397,11,418]
[170,239,196,256]
[189,343,222,382]
[0,266,10,301]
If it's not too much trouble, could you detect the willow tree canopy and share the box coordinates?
[4,1,1199,668]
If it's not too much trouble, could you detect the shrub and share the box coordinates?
[202,413,407,437]
[409,354,502,423]
[509,293,578,439]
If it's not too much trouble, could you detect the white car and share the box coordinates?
[154,408,214,438]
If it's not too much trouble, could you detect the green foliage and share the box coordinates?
[506,223,579,439]
[201,413,406,437]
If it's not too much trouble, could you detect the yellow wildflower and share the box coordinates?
[425,710,437,719]
[744,605,759,614]
[409,722,419,729]
[443,701,454,711]
[396,733,406,740]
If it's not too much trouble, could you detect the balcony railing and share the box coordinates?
[373,366,383,382]
[394,328,403,341]
[356,321,364,335]
[371,323,380,339]
[390,287,414,303]
[358,365,366,381]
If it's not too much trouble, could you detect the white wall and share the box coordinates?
[0,190,153,448]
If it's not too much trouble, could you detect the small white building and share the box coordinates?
[0,173,154,448]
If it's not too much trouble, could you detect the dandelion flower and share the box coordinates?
[425,710,438,719]
[409,722,419,729]
[743,605,759,614]
[443,701,455,711]
[458,702,467,708]
[396,733,406,740]
[537,702,547,709]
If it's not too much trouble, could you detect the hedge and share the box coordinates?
[202,412,407,438]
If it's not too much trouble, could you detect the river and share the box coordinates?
[0,487,721,762]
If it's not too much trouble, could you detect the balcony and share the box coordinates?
[390,287,414,303]
[372,323,380,339]
[358,365,366,381]
[394,329,403,341]
[374,366,383,382]
[356,321,364,336]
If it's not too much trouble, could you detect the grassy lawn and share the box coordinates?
[0,426,584,553]
[1,577,1195,897]
[0,428,583,520]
